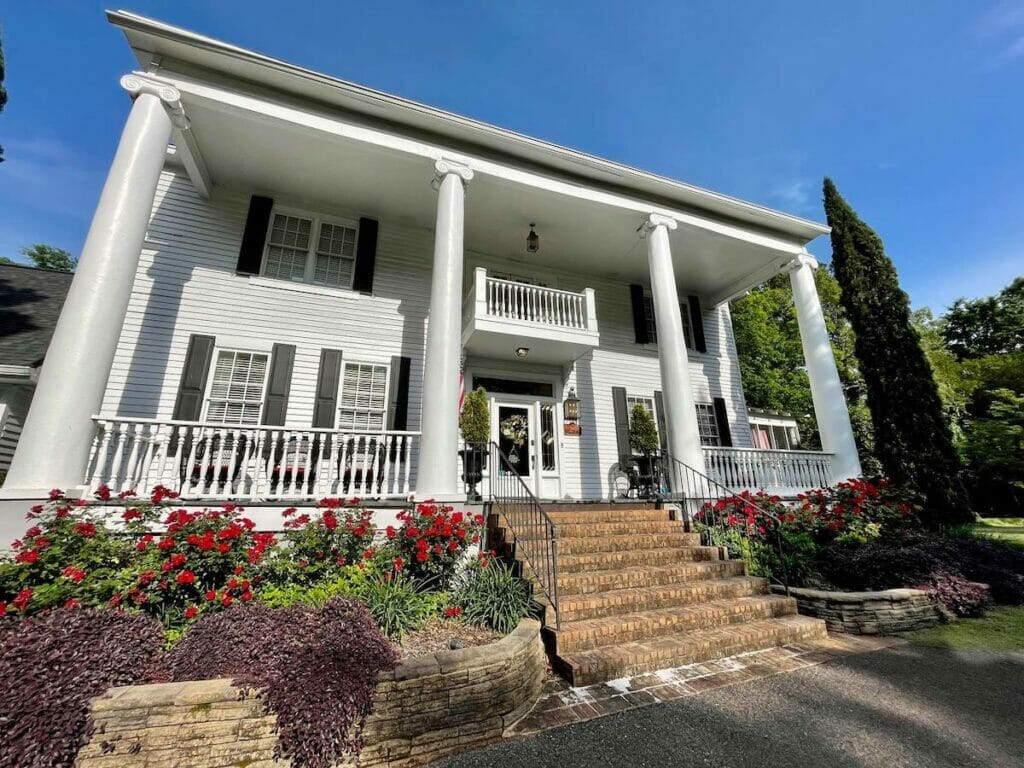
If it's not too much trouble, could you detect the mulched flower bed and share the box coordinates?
[395,618,501,659]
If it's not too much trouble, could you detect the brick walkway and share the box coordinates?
[507,633,902,737]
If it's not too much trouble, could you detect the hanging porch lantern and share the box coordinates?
[526,222,539,253]
[563,387,581,423]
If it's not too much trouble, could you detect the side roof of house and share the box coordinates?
[0,264,74,367]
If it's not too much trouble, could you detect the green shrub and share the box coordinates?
[628,404,659,455]
[459,387,490,444]
[354,572,435,640]
[456,560,531,633]
[258,566,375,609]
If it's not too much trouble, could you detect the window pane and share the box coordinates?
[626,394,657,453]
[695,403,720,447]
[313,222,357,287]
[680,307,695,350]
[643,295,658,343]
[265,214,311,281]
[338,362,389,431]
[540,404,557,471]
[205,350,269,426]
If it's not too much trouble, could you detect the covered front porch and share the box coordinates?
[3,25,862,507]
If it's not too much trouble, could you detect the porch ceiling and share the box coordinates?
[184,96,804,305]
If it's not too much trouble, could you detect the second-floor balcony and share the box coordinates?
[462,267,600,364]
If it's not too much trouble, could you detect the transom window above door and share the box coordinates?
[262,209,359,289]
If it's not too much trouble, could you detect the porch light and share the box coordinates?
[515,346,530,358]
[563,387,581,422]
[526,223,539,253]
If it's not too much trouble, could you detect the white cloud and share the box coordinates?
[974,3,1024,63]
[768,179,814,212]
[0,135,103,220]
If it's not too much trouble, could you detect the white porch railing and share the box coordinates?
[465,267,598,331]
[86,417,419,500]
[702,446,834,495]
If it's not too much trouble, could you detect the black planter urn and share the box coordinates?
[460,443,487,500]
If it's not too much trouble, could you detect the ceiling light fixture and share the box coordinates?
[515,346,530,358]
[526,223,539,253]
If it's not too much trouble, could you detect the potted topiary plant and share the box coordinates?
[629,404,661,495]
[459,387,490,500]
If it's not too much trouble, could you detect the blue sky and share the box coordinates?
[1,1,1022,312]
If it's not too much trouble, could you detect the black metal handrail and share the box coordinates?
[658,451,790,595]
[484,441,560,629]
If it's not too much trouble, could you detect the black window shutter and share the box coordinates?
[653,390,669,452]
[237,195,274,275]
[612,386,631,462]
[173,334,216,421]
[387,356,412,430]
[352,218,379,293]
[630,284,649,344]
[687,295,707,353]
[261,344,295,426]
[312,349,343,428]
[712,397,733,447]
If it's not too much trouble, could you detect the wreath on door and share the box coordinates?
[499,414,529,447]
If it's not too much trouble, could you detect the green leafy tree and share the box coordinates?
[0,256,14,266]
[20,244,76,272]
[0,32,7,163]
[731,267,879,473]
[628,404,660,455]
[823,177,969,525]
[943,278,1024,359]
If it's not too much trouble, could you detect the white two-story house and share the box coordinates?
[0,11,862,521]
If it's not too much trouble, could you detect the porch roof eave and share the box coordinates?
[108,10,829,248]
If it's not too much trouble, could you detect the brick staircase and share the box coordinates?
[490,502,826,687]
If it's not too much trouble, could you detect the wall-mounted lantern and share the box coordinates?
[563,387,581,423]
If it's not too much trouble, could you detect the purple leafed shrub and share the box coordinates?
[912,570,990,617]
[162,598,397,768]
[0,608,164,768]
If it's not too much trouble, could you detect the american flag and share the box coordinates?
[458,373,465,411]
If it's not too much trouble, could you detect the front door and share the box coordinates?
[491,399,561,498]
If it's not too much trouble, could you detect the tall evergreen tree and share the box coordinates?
[823,178,970,525]
[0,32,8,162]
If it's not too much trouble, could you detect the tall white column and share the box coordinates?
[644,214,706,475]
[789,252,862,481]
[3,75,177,496]
[416,159,474,500]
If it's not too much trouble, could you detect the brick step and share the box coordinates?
[555,519,684,539]
[541,502,659,513]
[554,532,702,555]
[546,595,798,654]
[555,615,828,686]
[557,576,770,623]
[557,546,717,573]
[546,508,671,524]
[557,560,747,596]
[556,532,702,554]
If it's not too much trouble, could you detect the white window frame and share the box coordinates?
[642,291,696,351]
[202,347,271,426]
[261,206,360,290]
[626,393,659,453]
[336,360,391,433]
[695,402,721,447]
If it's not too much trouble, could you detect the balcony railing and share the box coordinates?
[86,416,419,500]
[702,446,834,495]
[464,268,597,331]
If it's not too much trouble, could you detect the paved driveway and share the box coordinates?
[435,645,1024,768]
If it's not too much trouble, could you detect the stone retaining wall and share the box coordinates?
[773,585,941,635]
[78,619,544,768]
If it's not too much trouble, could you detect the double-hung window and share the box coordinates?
[204,350,269,425]
[263,209,359,289]
[642,293,696,351]
[337,362,390,432]
[695,402,721,446]
[626,394,658,452]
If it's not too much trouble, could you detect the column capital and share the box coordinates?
[433,158,474,186]
[787,251,819,272]
[642,213,678,233]
[120,73,188,129]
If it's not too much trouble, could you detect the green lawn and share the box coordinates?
[905,606,1024,652]
[971,517,1024,546]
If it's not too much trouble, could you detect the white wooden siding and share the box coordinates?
[0,384,34,475]
[101,168,753,500]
